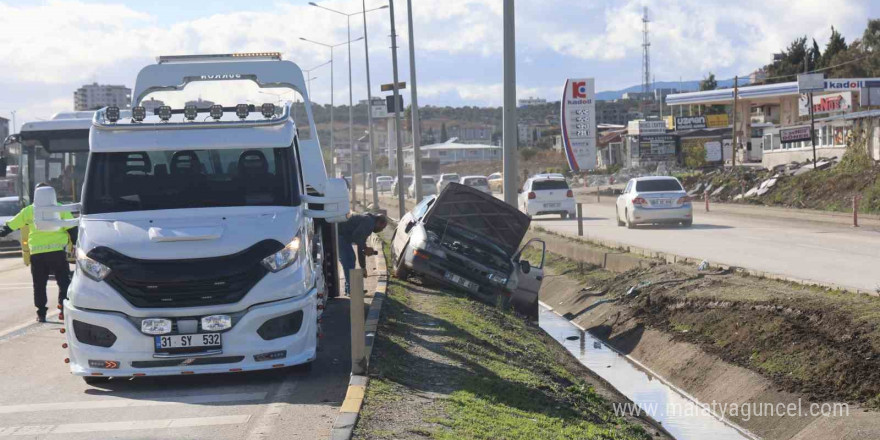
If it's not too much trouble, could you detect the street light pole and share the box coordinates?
[389,0,406,219]
[406,0,423,201]
[502,0,518,207]
[362,0,379,210]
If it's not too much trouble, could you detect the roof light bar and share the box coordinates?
[236,104,250,120]
[156,52,282,64]
[106,106,120,123]
[132,106,146,122]
[210,105,223,121]
[261,103,276,118]
[157,106,172,122]
[184,105,198,121]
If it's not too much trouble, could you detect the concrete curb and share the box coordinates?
[529,227,877,297]
[329,239,389,440]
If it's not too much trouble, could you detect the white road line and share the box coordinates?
[245,376,300,440]
[0,415,253,435]
[0,392,267,415]
[0,312,60,341]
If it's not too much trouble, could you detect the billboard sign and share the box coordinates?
[798,73,825,93]
[637,134,676,160]
[704,141,722,162]
[561,78,597,171]
[675,115,707,130]
[780,126,812,143]
[824,78,880,91]
[798,92,852,116]
[706,114,729,128]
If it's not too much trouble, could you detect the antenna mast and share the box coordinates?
[641,7,651,99]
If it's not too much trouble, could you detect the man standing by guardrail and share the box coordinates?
[0,183,75,322]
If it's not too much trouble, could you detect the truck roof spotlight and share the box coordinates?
[236,104,250,120]
[131,106,146,122]
[210,105,224,121]
[157,106,172,122]
[261,103,275,119]
[106,106,120,123]
[184,105,198,121]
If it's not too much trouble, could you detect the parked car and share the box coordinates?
[460,175,491,194]
[436,173,460,193]
[518,176,576,219]
[0,196,22,249]
[391,183,545,318]
[488,172,503,193]
[376,175,394,192]
[616,176,692,228]
[409,176,438,198]
[392,175,413,197]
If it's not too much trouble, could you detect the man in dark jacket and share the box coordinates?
[337,213,387,295]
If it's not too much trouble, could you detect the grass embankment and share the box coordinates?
[354,241,659,440]
[532,242,880,408]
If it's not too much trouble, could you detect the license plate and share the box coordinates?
[444,272,477,291]
[155,333,221,351]
[652,199,672,207]
[544,203,561,208]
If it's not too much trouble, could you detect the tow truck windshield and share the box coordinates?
[83,147,298,214]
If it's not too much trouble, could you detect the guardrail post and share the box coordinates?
[349,269,366,375]
[853,195,861,228]
[704,190,710,212]
[597,187,601,203]
[577,203,583,237]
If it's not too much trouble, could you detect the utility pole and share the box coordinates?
[10,110,16,135]
[731,75,738,167]
[406,0,423,201]
[347,15,356,203]
[502,0,518,206]
[362,0,379,210]
[389,0,406,218]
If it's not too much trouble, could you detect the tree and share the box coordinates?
[764,36,808,83]
[810,38,823,70]
[440,122,448,142]
[699,73,717,91]
[822,26,848,68]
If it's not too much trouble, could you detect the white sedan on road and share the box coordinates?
[616,176,692,228]
[459,175,491,194]
[376,175,393,192]
[0,196,22,249]
[518,176,576,219]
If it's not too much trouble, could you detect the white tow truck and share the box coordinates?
[34,53,349,383]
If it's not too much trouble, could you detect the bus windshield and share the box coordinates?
[82,147,298,214]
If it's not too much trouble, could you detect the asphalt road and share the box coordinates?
[0,257,354,440]
[533,199,880,293]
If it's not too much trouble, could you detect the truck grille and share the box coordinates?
[89,240,284,308]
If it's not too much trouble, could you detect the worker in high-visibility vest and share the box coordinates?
[0,183,75,322]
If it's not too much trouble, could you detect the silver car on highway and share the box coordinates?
[616,176,693,228]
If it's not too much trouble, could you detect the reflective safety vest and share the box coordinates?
[4,205,74,256]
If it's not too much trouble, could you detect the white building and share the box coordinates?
[74,83,131,111]
[518,97,547,107]
[402,139,501,170]
[141,98,165,113]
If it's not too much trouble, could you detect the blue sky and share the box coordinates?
[0,0,877,126]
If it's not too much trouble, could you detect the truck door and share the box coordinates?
[511,238,546,321]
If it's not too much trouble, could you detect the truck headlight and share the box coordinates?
[76,248,111,281]
[262,234,302,273]
[201,315,232,332]
[141,318,172,335]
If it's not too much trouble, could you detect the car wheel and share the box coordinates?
[83,376,111,385]
[393,246,410,279]
[625,209,635,229]
[681,219,693,227]
[616,208,625,226]
[560,212,567,219]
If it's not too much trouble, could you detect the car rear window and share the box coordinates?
[532,180,569,190]
[635,179,683,192]
[464,178,488,186]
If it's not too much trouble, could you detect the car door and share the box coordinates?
[511,238,546,321]
[617,180,633,218]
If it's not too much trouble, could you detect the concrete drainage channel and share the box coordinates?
[539,303,757,440]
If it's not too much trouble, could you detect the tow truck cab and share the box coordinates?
[43,53,349,381]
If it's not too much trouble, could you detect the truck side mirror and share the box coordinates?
[302,178,351,223]
[32,186,80,231]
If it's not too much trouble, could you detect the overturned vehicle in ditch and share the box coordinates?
[390,183,545,319]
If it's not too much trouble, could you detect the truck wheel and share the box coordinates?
[393,247,410,279]
[83,376,110,385]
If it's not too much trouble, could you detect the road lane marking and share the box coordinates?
[245,375,300,440]
[0,312,61,342]
[0,392,267,415]
[0,415,252,436]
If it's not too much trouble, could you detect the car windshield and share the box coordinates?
[635,179,683,192]
[0,200,19,216]
[465,178,488,186]
[83,148,297,214]
[532,180,569,190]
[423,177,435,184]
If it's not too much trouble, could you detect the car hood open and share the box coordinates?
[423,182,530,257]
